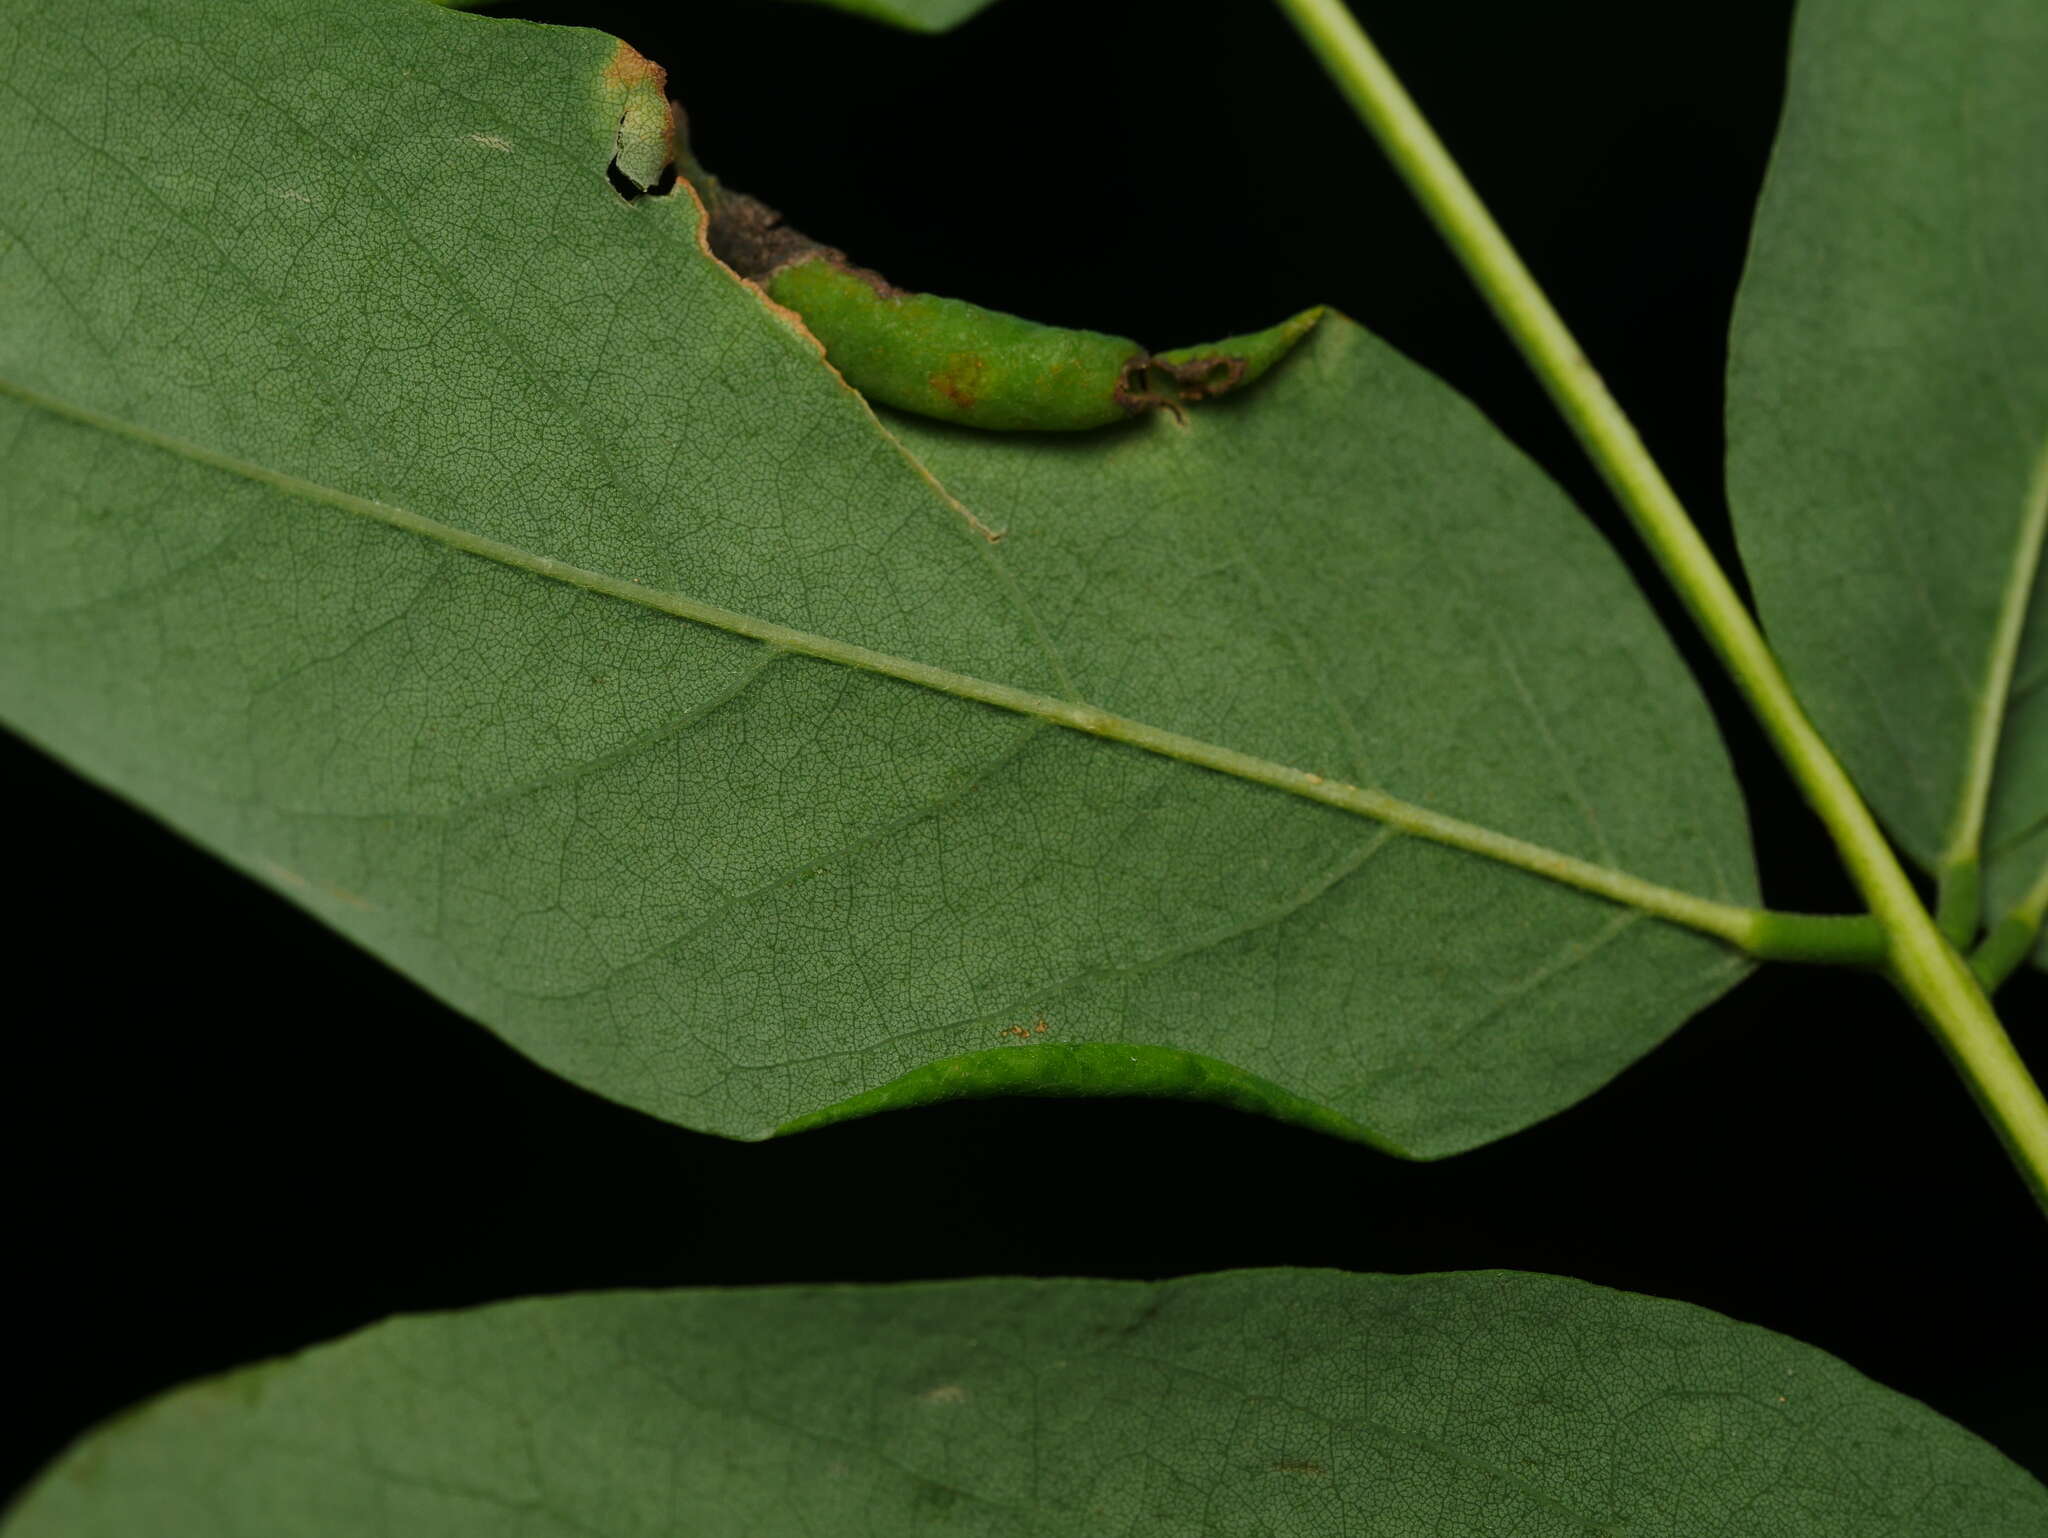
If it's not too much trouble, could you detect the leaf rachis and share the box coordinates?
[1266,0,2048,1204]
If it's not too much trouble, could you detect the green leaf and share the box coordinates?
[794,0,1003,32]
[1728,0,2048,967]
[10,1269,2045,1534]
[0,0,1755,1156]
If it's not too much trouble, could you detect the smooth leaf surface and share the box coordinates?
[1728,0,2048,965]
[10,1269,2046,1535]
[0,0,1754,1156]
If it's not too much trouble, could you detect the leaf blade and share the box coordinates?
[0,0,1755,1153]
[1728,0,2048,968]
[9,1271,2045,1535]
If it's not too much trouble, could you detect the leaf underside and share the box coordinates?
[1728,0,2048,966]
[0,0,1756,1156]
[9,1270,2046,1535]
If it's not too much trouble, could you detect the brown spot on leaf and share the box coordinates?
[695,187,911,314]
[603,42,678,194]
[702,187,838,280]
[929,353,988,411]
[1156,352,1248,402]
[1112,356,1183,422]
[676,178,834,356]
[602,39,667,96]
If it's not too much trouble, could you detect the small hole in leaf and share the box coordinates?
[606,157,678,203]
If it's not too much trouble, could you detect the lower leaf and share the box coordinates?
[9,1270,2042,1534]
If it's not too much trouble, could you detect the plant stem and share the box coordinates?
[1269,0,2048,1209]
[1973,862,2048,993]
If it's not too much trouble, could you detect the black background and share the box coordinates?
[7,0,2047,1507]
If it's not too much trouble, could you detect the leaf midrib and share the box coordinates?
[1939,430,2048,917]
[0,371,1761,947]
